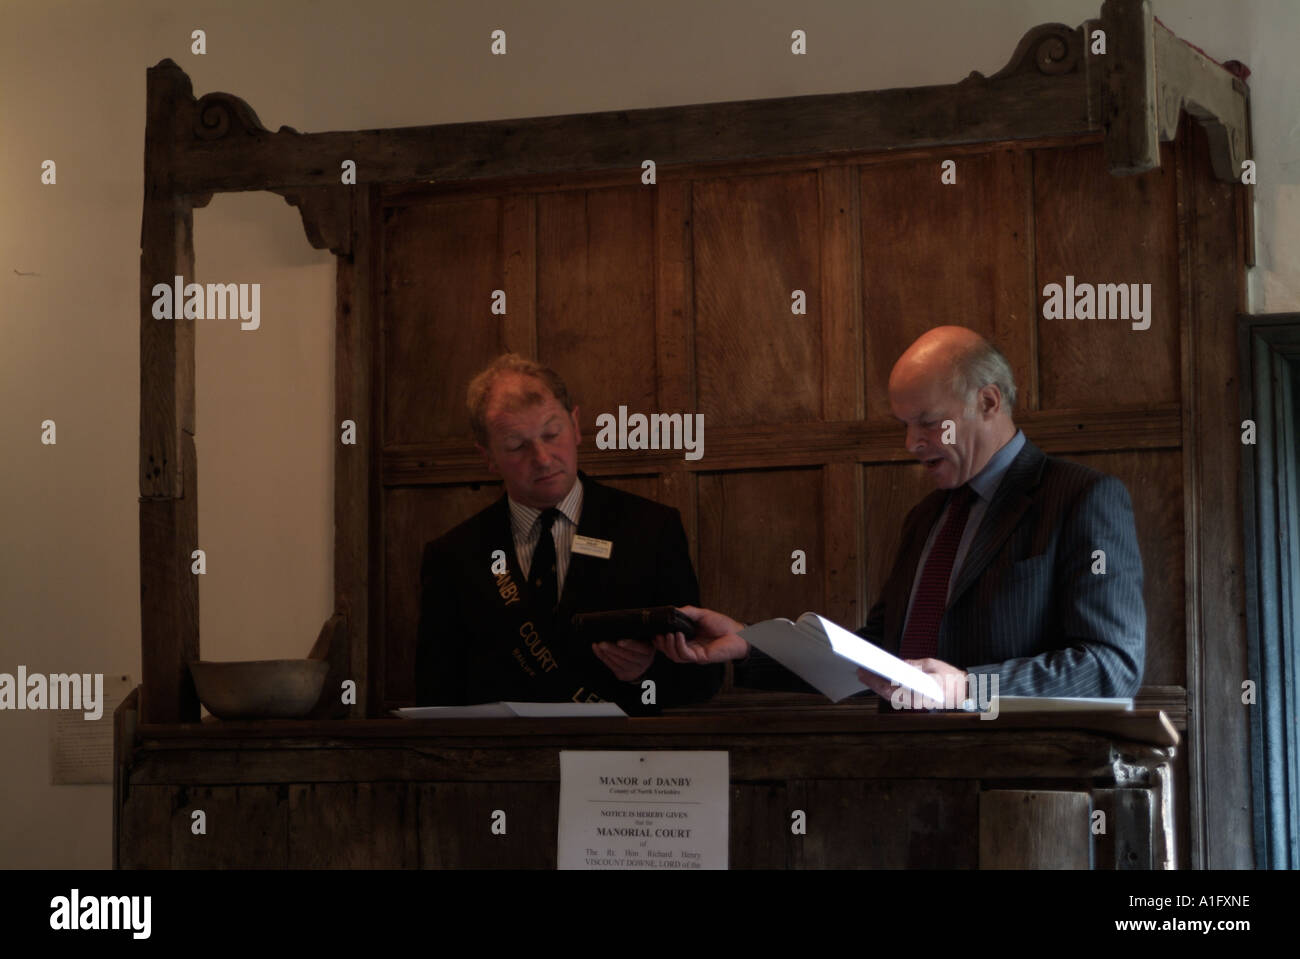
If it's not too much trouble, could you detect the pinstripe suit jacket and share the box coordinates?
[857,438,1146,697]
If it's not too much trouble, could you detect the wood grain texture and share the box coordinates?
[118,785,173,869]
[169,785,288,868]
[1092,786,1156,868]
[538,187,657,435]
[1034,142,1181,408]
[1100,0,1159,176]
[288,783,417,867]
[1178,122,1250,868]
[169,69,1097,194]
[382,197,503,444]
[693,172,822,427]
[697,469,823,622]
[140,61,197,499]
[383,405,1182,484]
[730,783,793,869]
[794,779,980,868]
[337,186,379,719]
[139,430,200,723]
[501,194,537,359]
[418,783,558,868]
[383,483,506,707]
[979,789,1093,868]
[861,150,1033,420]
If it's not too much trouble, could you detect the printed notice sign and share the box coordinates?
[558,750,728,870]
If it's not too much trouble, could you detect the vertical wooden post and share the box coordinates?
[335,185,379,716]
[1101,0,1159,175]
[139,60,200,724]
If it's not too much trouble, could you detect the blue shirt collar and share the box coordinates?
[967,429,1025,502]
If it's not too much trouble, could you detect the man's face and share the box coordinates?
[479,373,581,509]
[889,366,994,490]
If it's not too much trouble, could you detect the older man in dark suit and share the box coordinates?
[655,326,1146,702]
[416,354,721,713]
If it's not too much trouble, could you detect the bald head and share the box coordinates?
[888,326,1017,489]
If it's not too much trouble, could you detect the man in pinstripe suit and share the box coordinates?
[654,326,1146,701]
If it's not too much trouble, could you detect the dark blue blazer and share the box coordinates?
[415,473,722,711]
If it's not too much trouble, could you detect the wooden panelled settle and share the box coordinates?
[126,1,1254,869]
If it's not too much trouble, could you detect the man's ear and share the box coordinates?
[570,405,581,445]
[476,443,499,475]
[978,385,1000,418]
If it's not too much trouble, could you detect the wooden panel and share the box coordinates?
[170,785,288,868]
[793,779,980,868]
[538,187,657,435]
[1071,450,1184,686]
[383,197,504,444]
[1092,787,1156,869]
[1034,142,1181,408]
[418,783,558,868]
[823,463,864,627]
[655,181,694,414]
[864,461,936,614]
[385,404,1184,484]
[979,789,1092,868]
[501,195,536,358]
[730,783,793,869]
[861,150,1034,419]
[288,783,417,867]
[383,484,504,706]
[820,166,863,420]
[693,173,822,427]
[119,784,174,869]
[592,474,661,503]
[697,469,823,622]
[1179,122,1249,868]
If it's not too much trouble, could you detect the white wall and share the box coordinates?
[1,0,1295,868]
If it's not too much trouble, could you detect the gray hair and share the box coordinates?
[952,340,1017,414]
[466,354,573,445]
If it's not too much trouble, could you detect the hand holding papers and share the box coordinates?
[740,614,946,704]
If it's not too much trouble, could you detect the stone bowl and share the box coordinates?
[190,659,329,720]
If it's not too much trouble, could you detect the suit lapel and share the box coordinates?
[946,440,1046,607]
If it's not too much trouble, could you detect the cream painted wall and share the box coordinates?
[1,0,1294,868]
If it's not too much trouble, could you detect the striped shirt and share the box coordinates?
[508,477,585,594]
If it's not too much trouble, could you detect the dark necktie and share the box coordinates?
[899,484,977,660]
[530,507,562,614]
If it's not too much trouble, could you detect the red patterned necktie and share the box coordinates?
[899,484,976,660]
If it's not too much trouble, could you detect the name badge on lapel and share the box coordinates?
[572,535,613,560]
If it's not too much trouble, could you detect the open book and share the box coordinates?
[739,614,945,704]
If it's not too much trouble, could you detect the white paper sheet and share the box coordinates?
[740,614,945,703]
[558,750,728,870]
[392,701,628,719]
